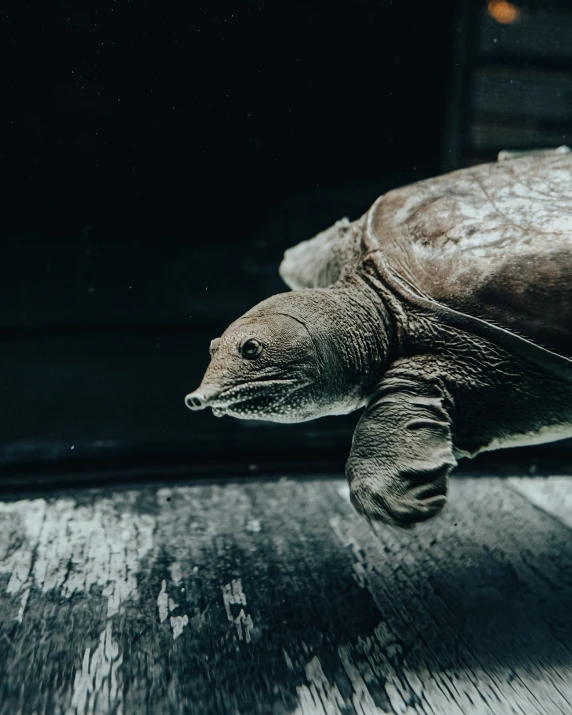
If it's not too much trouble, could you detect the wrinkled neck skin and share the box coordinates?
[294,276,393,415]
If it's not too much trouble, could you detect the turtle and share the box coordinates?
[185,146,572,528]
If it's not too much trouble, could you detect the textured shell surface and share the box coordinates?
[362,149,572,356]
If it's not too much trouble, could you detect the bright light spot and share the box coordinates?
[488,0,521,24]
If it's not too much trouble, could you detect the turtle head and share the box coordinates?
[185,297,323,422]
[185,289,383,423]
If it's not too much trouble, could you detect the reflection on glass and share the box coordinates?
[488,0,521,25]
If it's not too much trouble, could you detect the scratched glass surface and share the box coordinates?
[2,0,572,482]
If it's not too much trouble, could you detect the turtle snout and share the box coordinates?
[185,392,207,410]
[185,385,220,411]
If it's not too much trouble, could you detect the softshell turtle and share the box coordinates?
[186,147,572,527]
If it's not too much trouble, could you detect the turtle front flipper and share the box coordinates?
[279,217,363,290]
[346,368,457,528]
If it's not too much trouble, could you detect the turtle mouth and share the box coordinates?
[210,379,310,417]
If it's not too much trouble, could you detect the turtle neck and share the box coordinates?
[247,278,395,414]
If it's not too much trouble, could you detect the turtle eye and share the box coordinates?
[240,338,263,359]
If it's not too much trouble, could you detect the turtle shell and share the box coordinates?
[363,148,572,358]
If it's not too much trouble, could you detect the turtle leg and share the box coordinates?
[346,370,457,528]
[279,217,362,290]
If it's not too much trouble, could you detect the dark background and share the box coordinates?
[4,1,455,245]
[3,0,456,331]
[2,0,572,485]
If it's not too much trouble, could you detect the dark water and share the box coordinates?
[3,0,572,481]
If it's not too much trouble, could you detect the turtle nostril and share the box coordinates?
[185,392,206,410]
[185,384,221,411]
